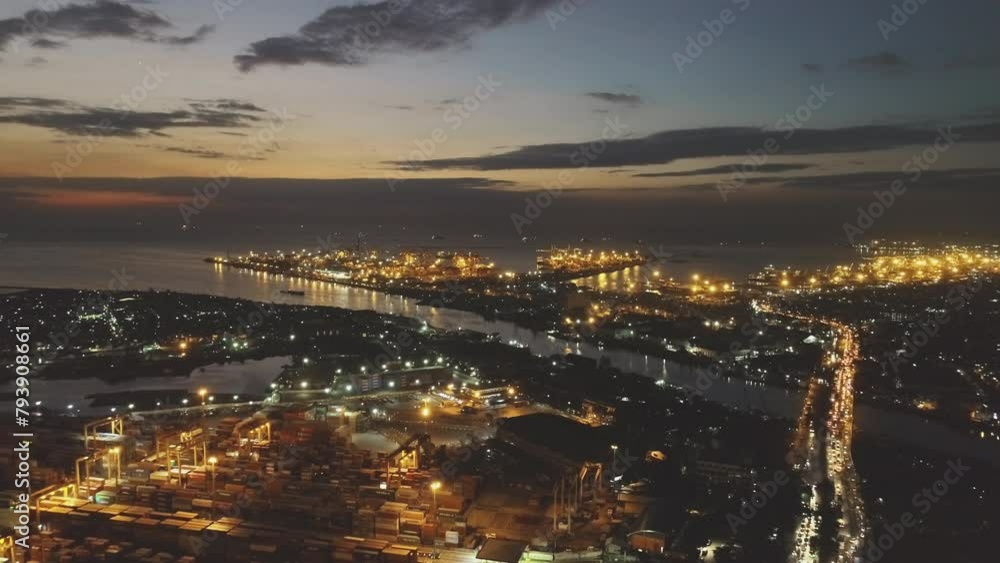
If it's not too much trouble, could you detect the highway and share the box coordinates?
[758,302,867,563]
[826,322,866,563]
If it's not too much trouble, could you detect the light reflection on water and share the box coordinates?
[1,243,998,461]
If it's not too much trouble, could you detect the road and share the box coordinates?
[128,389,421,417]
[758,302,867,563]
[825,322,866,563]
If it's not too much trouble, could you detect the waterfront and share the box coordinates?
[0,239,859,289]
[2,242,999,462]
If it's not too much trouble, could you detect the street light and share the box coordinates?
[430,481,441,518]
[198,388,208,406]
[208,456,218,518]
[208,456,218,489]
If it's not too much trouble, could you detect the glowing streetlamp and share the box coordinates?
[208,456,218,491]
[430,481,442,518]
[208,456,218,517]
[198,388,208,406]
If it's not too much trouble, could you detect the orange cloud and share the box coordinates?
[15,188,187,208]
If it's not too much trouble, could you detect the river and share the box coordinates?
[1,243,998,462]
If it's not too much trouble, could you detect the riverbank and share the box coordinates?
[3,277,999,463]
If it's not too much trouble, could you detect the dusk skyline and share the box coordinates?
[0,0,997,197]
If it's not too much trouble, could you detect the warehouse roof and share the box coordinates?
[477,539,528,563]
[499,413,610,463]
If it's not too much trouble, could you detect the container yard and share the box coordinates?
[18,400,550,563]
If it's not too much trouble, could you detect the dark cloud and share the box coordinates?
[674,168,1000,197]
[391,122,1000,171]
[0,97,71,110]
[3,175,999,249]
[0,176,515,199]
[634,163,816,178]
[234,0,558,71]
[160,24,214,46]
[433,97,475,110]
[585,92,643,106]
[801,63,823,73]
[774,167,1000,192]
[0,1,213,52]
[30,38,67,49]
[161,146,227,159]
[845,51,910,73]
[0,98,264,137]
[188,99,268,113]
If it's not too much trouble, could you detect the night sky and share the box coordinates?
[1,0,998,241]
